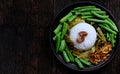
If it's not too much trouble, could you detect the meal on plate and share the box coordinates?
[53,6,118,69]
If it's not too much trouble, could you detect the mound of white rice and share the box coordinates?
[70,22,97,50]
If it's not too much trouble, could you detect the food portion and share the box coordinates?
[70,22,97,50]
[90,42,112,64]
[53,5,118,69]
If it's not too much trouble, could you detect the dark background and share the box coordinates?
[0,0,120,74]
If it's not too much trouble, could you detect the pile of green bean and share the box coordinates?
[53,5,118,69]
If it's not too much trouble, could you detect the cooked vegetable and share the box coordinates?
[74,10,106,16]
[80,58,91,66]
[59,40,66,52]
[78,7,101,12]
[95,11,106,14]
[63,51,70,63]
[81,16,93,19]
[86,18,106,23]
[105,19,118,32]
[72,48,94,61]
[68,15,77,22]
[99,24,117,34]
[106,32,111,41]
[75,58,84,68]
[54,24,62,34]
[91,11,108,19]
[65,48,74,62]
[97,27,107,42]
[74,6,96,10]
[53,32,61,41]
[76,12,91,15]
[60,12,73,23]
[61,23,68,38]
[107,18,118,32]
[55,35,61,53]
[110,34,115,47]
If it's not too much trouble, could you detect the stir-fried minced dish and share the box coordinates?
[53,5,118,69]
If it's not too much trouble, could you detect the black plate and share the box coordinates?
[49,1,119,72]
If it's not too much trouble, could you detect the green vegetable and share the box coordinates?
[99,24,117,35]
[105,19,118,32]
[74,10,106,16]
[97,27,107,42]
[95,11,106,14]
[78,8,101,12]
[106,32,111,41]
[54,24,62,34]
[59,40,66,52]
[107,18,118,32]
[63,51,70,63]
[86,18,106,23]
[53,32,61,41]
[74,6,96,10]
[79,12,91,15]
[81,16,93,19]
[56,35,61,53]
[91,11,108,19]
[60,12,73,23]
[110,34,115,47]
[68,15,77,22]
[65,48,74,62]
[79,58,91,66]
[75,58,84,69]
[61,23,68,39]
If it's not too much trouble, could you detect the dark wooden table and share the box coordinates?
[0,0,120,74]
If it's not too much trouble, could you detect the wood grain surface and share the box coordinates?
[0,0,120,74]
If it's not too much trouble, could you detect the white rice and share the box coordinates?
[70,22,97,50]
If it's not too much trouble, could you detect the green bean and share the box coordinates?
[63,51,70,63]
[61,23,68,39]
[74,6,96,10]
[59,40,66,52]
[54,24,62,34]
[68,15,77,22]
[109,34,115,47]
[79,12,92,15]
[74,11,81,15]
[81,16,93,19]
[75,58,84,69]
[78,7,101,12]
[106,32,111,41]
[74,11,91,15]
[93,8,101,11]
[77,11,105,16]
[86,18,106,23]
[79,58,91,66]
[53,32,61,41]
[107,18,118,32]
[65,48,74,62]
[91,11,108,19]
[105,19,118,32]
[95,11,106,14]
[99,24,117,35]
[56,35,61,53]
[60,12,73,23]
